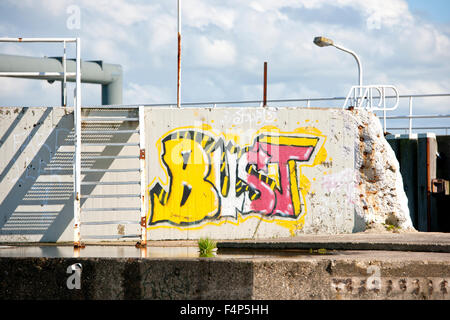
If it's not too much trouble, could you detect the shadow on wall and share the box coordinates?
[0,108,74,241]
[0,107,136,242]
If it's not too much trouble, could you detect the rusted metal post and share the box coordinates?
[263,61,267,107]
[138,106,147,247]
[177,0,181,108]
[73,37,82,248]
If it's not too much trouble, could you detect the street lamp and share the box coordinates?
[314,36,363,97]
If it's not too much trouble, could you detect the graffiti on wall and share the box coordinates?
[147,125,327,232]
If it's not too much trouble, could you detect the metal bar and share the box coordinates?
[81,155,139,160]
[81,194,140,198]
[263,62,267,107]
[0,72,76,77]
[382,87,386,133]
[81,130,139,134]
[426,137,431,232]
[409,96,413,135]
[81,168,140,173]
[0,37,77,43]
[74,37,82,247]
[139,105,147,246]
[82,142,140,146]
[62,40,67,107]
[77,92,450,109]
[385,114,450,119]
[81,234,140,239]
[81,117,139,122]
[333,43,362,97]
[177,0,181,109]
[81,220,140,226]
[387,126,450,130]
[82,207,140,212]
[80,181,140,186]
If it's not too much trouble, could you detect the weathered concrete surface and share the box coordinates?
[251,251,450,300]
[145,107,412,239]
[217,231,450,253]
[0,106,412,242]
[0,251,449,300]
[344,110,413,231]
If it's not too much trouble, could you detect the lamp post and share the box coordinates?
[314,36,363,98]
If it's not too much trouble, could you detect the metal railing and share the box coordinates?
[0,37,80,107]
[134,92,447,136]
[0,37,83,246]
[78,92,450,135]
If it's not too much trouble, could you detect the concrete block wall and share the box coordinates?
[0,106,413,242]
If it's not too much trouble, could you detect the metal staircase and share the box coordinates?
[74,106,147,247]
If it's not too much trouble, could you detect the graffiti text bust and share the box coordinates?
[148,125,327,233]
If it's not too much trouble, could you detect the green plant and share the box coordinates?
[198,237,217,257]
[383,223,400,232]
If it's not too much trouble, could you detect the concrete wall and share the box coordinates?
[145,107,357,240]
[1,254,449,300]
[0,106,412,242]
[0,107,74,242]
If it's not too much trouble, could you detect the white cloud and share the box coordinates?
[182,0,235,31]
[0,0,449,111]
[124,82,173,105]
[190,37,237,68]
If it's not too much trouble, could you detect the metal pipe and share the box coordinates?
[426,137,431,232]
[386,114,450,119]
[409,96,413,135]
[0,37,77,43]
[62,40,67,107]
[73,37,82,247]
[0,54,122,104]
[76,92,450,108]
[177,0,181,108]
[332,43,362,98]
[139,105,147,246]
[263,62,267,107]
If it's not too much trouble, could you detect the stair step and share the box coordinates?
[81,194,140,199]
[82,207,140,212]
[81,220,139,226]
[81,117,139,122]
[81,181,140,186]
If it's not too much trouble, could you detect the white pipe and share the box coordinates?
[0,37,77,43]
[0,72,76,77]
[73,37,82,246]
[332,43,362,98]
[409,96,413,135]
[63,40,67,106]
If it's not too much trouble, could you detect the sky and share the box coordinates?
[0,0,449,132]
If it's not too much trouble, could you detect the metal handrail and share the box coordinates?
[342,85,400,111]
[72,92,449,108]
[1,89,448,134]
[80,93,450,135]
[0,37,83,246]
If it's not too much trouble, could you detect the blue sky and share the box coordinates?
[408,0,450,23]
[0,0,449,132]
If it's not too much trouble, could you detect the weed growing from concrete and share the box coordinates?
[198,237,217,257]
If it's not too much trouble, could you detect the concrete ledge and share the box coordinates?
[217,232,450,253]
[1,251,449,300]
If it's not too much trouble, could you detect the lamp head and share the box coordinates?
[314,36,334,47]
